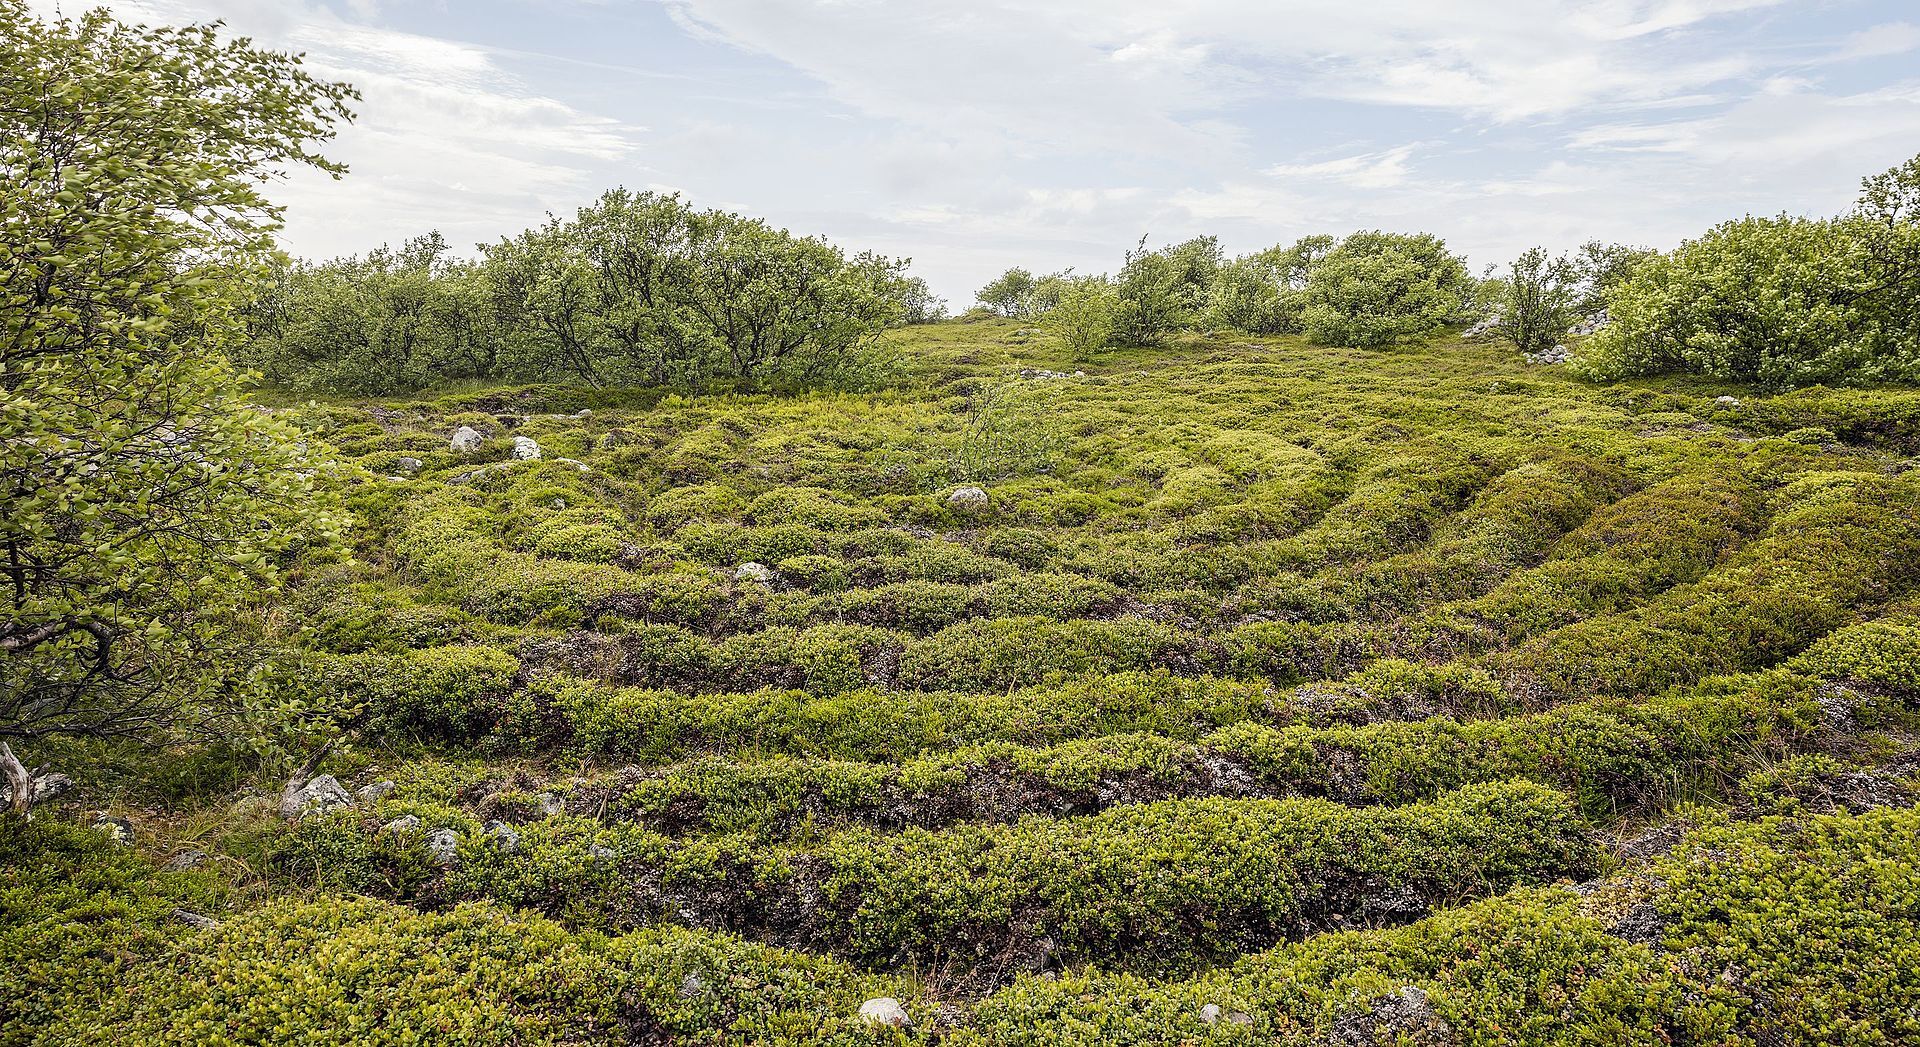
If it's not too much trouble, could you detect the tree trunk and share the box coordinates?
[0,741,31,816]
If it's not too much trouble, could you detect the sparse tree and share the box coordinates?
[1301,231,1471,347]
[1,4,354,811]
[1041,277,1119,360]
[1500,247,1580,357]
[977,268,1039,319]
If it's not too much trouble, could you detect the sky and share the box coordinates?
[30,0,1920,306]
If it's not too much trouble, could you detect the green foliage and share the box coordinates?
[1572,152,1920,389]
[1113,236,1223,346]
[1301,231,1471,347]
[1499,246,1580,357]
[1039,276,1120,360]
[0,3,349,781]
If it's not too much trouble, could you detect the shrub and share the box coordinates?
[1301,231,1471,347]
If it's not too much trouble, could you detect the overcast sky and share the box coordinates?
[34,0,1920,305]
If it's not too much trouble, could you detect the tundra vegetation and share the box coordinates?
[7,5,1920,1046]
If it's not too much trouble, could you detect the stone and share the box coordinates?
[279,774,353,821]
[1200,1004,1222,1024]
[1714,395,1743,408]
[511,435,542,460]
[424,827,460,865]
[91,814,133,846]
[947,485,989,513]
[588,843,616,863]
[30,771,73,803]
[1327,986,1451,1046]
[355,780,396,804]
[537,792,567,818]
[165,850,208,870]
[381,814,422,834]
[734,561,776,585]
[857,998,910,1028]
[1567,308,1611,337]
[450,426,484,453]
[484,819,521,854]
[1526,343,1569,365]
[172,908,221,931]
[394,457,423,473]
[598,429,636,450]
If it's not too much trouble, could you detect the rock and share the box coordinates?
[394,457,423,473]
[355,780,396,804]
[678,971,707,998]
[279,774,353,821]
[734,562,776,585]
[450,426,485,453]
[30,771,73,803]
[857,997,910,1029]
[552,457,591,473]
[1200,1004,1223,1024]
[1526,343,1569,365]
[537,792,567,818]
[511,435,542,460]
[172,908,221,931]
[165,850,208,870]
[598,429,636,450]
[1019,368,1073,380]
[484,819,521,854]
[572,409,592,419]
[947,485,989,513]
[1567,308,1610,337]
[1714,395,1743,408]
[1606,900,1666,945]
[1327,986,1451,1046]
[424,827,460,865]
[91,814,133,846]
[381,814,422,834]
[1462,314,1503,339]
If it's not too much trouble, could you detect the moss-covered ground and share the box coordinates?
[10,321,1920,1044]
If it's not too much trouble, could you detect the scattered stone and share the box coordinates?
[1567,308,1610,337]
[279,774,353,821]
[572,409,592,419]
[1200,1004,1222,1024]
[1714,395,1743,408]
[1018,368,1074,380]
[165,850,208,870]
[857,997,910,1029]
[484,819,521,854]
[947,486,989,513]
[552,457,591,473]
[450,426,485,453]
[1327,986,1451,1046]
[91,814,133,846]
[172,908,221,931]
[394,457,423,473]
[31,771,74,803]
[734,562,776,585]
[511,435,542,460]
[1606,900,1666,945]
[537,792,567,818]
[355,780,396,804]
[424,828,460,865]
[1526,343,1569,365]
[1462,313,1503,339]
[381,814,422,835]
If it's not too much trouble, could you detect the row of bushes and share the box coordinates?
[277,780,1595,978]
[960,803,1920,1045]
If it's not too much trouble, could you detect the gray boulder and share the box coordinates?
[279,774,353,821]
[165,850,209,870]
[511,435,542,460]
[450,426,484,453]
[1327,986,1451,1046]
[947,485,989,513]
[734,562,776,585]
[394,456,423,474]
[484,819,521,854]
[424,828,460,865]
[31,771,74,804]
[1714,395,1743,408]
[381,814,422,835]
[355,780,396,804]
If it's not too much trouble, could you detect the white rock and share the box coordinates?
[91,814,133,846]
[394,457,423,473]
[355,780,395,804]
[857,998,910,1028]
[1715,395,1743,408]
[1200,1004,1223,1024]
[425,827,460,865]
[511,435,542,460]
[450,426,484,453]
[279,774,353,821]
[381,814,422,834]
[947,486,989,513]
[734,562,776,585]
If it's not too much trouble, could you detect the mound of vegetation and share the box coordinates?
[8,5,1920,1046]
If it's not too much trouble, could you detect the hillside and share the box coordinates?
[10,322,1920,1044]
